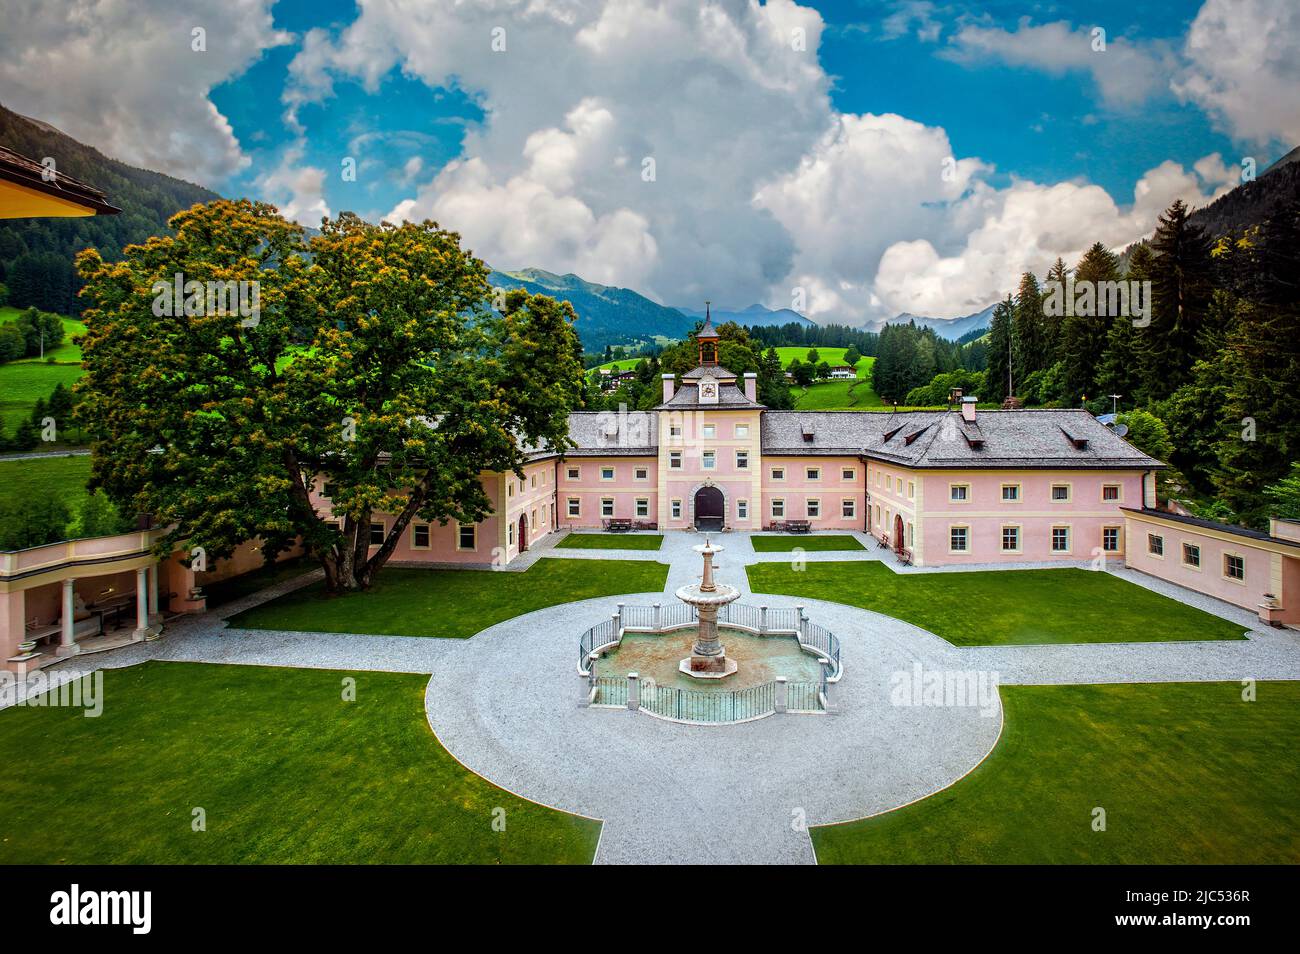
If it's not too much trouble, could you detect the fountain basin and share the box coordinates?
[595,627,825,692]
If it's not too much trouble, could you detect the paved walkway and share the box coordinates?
[31,528,1300,864]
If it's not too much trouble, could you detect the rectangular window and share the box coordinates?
[567,498,581,518]
[634,466,648,481]
[771,467,785,480]
[1224,553,1245,581]
[907,480,915,499]
[601,466,615,481]
[1002,526,1020,551]
[669,451,682,469]
[1148,533,1164,556]
[413,524,430,549]
[806,467,820,481]
[508,523,515,546]
[735,424,750,438]
[702,424,716,438]
[1001,484,1020,501]
[950,484,969,502]
[566,466,580,480]
[1102,527,1120,552]
[669,424,682,438]
[950,526,969,552]
[1183,543,1201,568]
[322,482,338,499]
[896,477,903,494]
[369,522,385,545]
[737,499,749,520]
[1051,527,1070,552]
[736,450,749,469]
[806,499,821,518]
[1051,484,1070,502]
[601,498,615,518]
[842,499,855,518]
[530,474,537,489]
[842,467,855,481]
[530,509,537,531]
[671,499,682,519]
[635,498,649,518]
[772,498,785,518]
[702,450,716,470]
[906,522,914,546]
[457,524,475,550]
[1102,484,1121,501]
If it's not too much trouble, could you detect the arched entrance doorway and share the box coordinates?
[518,514,529,552]
[893,514,905,555]
[694,486,724,531]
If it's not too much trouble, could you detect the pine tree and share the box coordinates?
[984,297,1014,404]
[1012,271,1046,380]
[1043,257,1070,363]
[1139,200,1213,398]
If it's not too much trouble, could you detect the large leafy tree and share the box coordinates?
[76,200,584,592]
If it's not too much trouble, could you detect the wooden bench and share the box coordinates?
[633,520,658,531]
[784,520,811,534]
[603,518,634,532]
[876,533,891,550]
[898,547,914,566]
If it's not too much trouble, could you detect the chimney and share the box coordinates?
[961,396,978,423]
[662,373,675,403]
[743,372,757,403]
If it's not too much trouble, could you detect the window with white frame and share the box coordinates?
[772,498,785,518]
[735,424,750,438]
[736,450,749,469]
[907,481,915,499]
[806,498,821,518]
[634,466,648,481]
[702,424,716,438]
[669,451,682,469]
[842,499,855,518]
[1002,526,1019,551]
[1102,484,1121,502]
[566,466,580,480]
[906,522,914,546]
[1183,543,1200,567]
[601,498,615,518]
[413,524,430,548]
[1102,527,1120,552]
[841,467,855,481]
[508,522,515,546]
[1148,533,1164,556]
[1001,483,1020,501]
[950,484,969,502]
[671,499,682,519]
[737,499,749,520]
[1051,526,1070,552]
[1224,553,1245,581]
[567,498,581,517]
[949,526,969,551]
[601,466,615,481]
[1051,484,1070,502]
[636,498,649,518]
[896,477,903,494]
[806,467,820,481]
[530,474,537,489]
[530,509,537,531]
[669,424,682,438]
[702,450,716,470]
[771,467,785,480]
[457,524,475,550]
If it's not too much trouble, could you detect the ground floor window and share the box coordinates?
[1102,527,1120,552]
[413,524,430,549]
[1001,526,1019,551]
[530,509,537,531]
[806,498,821,518]
[906,522,914,546]
[457,524,475,550]
[1148,533,1163,556]
[636,498,649,518]
[508,523,515,547]
[1183,543,1201,568]
[841,498,855,518]
[567,498,580,517]
[671,499,682,519]
[369,521,385,545]
[737,499,748,520]
[949,526,969,552]
[601,498,615,518]
[1051,526,1070,552]
[1224,553,1245,580]
[772,498,785,518]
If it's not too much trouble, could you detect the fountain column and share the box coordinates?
[675,538,741,679]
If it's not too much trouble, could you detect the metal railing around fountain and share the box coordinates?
[580,601,841,724]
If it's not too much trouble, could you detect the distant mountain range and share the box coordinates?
[871,303,997,341]
[675,302,816,329]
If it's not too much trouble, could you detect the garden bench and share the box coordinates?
[633,520,658,531]
[876,533,891,550]
[898,547,914,566]
[784,520,811,534]
[603,519,634,532]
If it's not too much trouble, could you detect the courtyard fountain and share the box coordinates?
[675,539,740,679]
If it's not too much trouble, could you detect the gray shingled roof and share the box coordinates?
[681,364,737,380]
[762,409,1164,468]
[557,410,659,457]
[655,378,763,409]
[1122,508,1300,548]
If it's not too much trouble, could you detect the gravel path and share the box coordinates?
[27,528,1300,864]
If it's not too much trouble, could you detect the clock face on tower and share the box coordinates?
[699,377,718,403]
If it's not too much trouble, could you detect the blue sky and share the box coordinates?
[3,0,1294,320]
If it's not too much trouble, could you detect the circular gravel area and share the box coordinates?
[424,591,1003,865]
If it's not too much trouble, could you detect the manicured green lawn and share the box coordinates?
[0,661,599,863]
[745,562,1247,645]
[228,557,668,637]
[0,453,91,510]
[202,555,316,608]
[750,534,865,552]
[556,532,664,550]
[813,682,1300,864]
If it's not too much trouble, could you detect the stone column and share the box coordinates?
[627,672,640,710]
[56,578,79,656]
[147,563,161,624]
[775,676,788,713]
[760,605,768,634]
[132,566,150,641]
